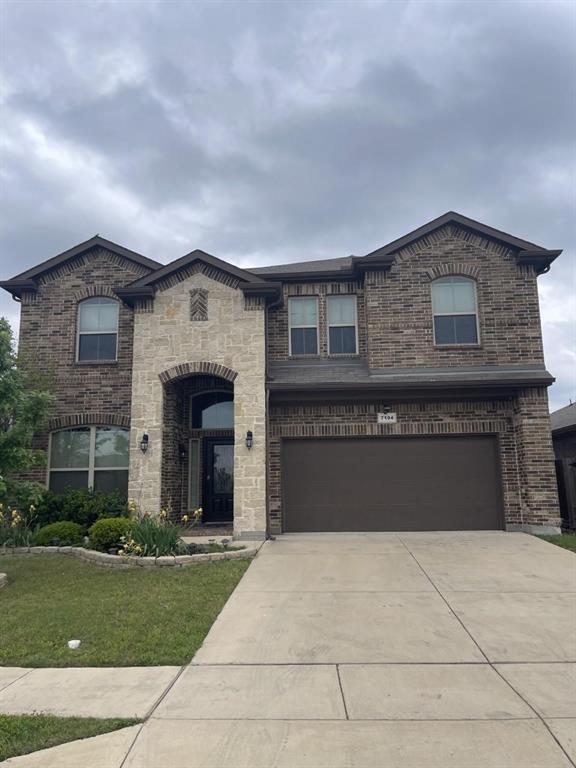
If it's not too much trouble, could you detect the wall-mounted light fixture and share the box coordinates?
[245,430,253,449]
[140,433,149,454]
[178,444,187,462]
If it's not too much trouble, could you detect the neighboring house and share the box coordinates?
[551,402,576,531]
[0,212,563,538]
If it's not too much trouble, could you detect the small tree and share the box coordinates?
[0,317,52,505]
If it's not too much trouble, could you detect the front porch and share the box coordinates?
[161,373,235,527]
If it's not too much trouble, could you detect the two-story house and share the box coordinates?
[1,212,562,538]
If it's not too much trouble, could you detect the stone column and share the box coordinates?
[128,372,164,515]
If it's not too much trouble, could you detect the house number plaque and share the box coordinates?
[377,412,397,424]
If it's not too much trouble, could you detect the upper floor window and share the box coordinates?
[327,295,357,354]
[77,297,119,362]
[289,297,318,356]
[48,426,129,495]
[431,277,479,345]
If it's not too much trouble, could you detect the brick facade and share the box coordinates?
[4,217,560,534]
[268,390,560,535]
[15,247,152,485]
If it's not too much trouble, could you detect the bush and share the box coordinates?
[35,489,129,529]
[124,515,185,557]
[89,517,132,552]
[34,521,84,547]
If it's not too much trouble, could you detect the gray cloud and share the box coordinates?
[1,0,574,409]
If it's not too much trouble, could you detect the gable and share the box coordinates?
[362,212,561,274]
[0,236,160,299]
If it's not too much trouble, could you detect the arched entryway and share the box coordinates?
[161,371,235,526]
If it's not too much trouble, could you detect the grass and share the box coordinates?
[537,533,576,553]
[0,554,251,667]
[0,714,138,762]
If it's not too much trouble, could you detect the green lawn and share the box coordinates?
[537,533,576,553]
[0,554,250,667]
[0,714,138,762]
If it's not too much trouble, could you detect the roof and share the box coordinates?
[550,402,576,434]
[116,248,282,305]
[1,211,562,301]
[248,211,561,278]
[251,256,354,277]
[267,360,555,392]
[0,236,161,298]
[124,248,268,289]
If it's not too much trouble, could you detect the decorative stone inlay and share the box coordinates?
[189,288,209,321]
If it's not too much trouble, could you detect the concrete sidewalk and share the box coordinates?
[3,532,576,767]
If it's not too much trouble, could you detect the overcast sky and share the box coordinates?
[1,0,574,409]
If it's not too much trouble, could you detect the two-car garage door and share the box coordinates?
[282,436,503,532]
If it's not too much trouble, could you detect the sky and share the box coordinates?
[0,0,574,410]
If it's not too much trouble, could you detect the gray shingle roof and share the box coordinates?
[249,256,353,276]
[267,361,554,390]
[550,402,576,433]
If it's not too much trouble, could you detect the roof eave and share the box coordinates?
[267,375,555,392]
[0,279,38,299]
[517,249,562,274]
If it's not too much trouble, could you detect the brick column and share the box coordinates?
[511,387,561,533]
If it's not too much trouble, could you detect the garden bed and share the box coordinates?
[0,543,256,568]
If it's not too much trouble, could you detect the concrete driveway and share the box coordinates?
[119,531,576,767]
[10,532,575,767]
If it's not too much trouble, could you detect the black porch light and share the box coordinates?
[245,430,253,449]
[140,433,149,454]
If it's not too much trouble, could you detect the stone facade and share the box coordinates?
[128,268,267,538]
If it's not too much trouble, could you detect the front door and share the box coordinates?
[203,437,234,523]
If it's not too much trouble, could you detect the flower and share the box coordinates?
[181,514,189,524]
[159,509,168,520]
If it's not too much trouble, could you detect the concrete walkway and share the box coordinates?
[3,532,576,767]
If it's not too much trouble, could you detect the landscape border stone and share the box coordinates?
[0,544,256,569]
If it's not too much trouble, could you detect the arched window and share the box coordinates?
[431,276,479,345]
[77,297,119,362]
[48,426,129,495]
[191,391,234,429]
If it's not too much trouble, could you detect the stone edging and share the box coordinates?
[0,572,7,588]
[0,545,257,569]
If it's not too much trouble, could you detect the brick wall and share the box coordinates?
[267,280,367,360]
[266,225,545,369]
[15,247,151,484]
[365,225,545,369]
[268,393,560,534]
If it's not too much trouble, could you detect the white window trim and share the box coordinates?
[288,296,320,357]
[47,425,129,490]
[76,298,119,363]
[432,278,481,347]
[327,294,359,355]
[189,390,234,429]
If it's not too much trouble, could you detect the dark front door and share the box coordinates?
[203,438,234,523]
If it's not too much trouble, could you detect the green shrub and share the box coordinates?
[34,521,84,547]
[89,517,132,552]
[125,515,185,557]
[35,489,128,528]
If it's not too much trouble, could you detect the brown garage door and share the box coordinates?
[282,436,503,532]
